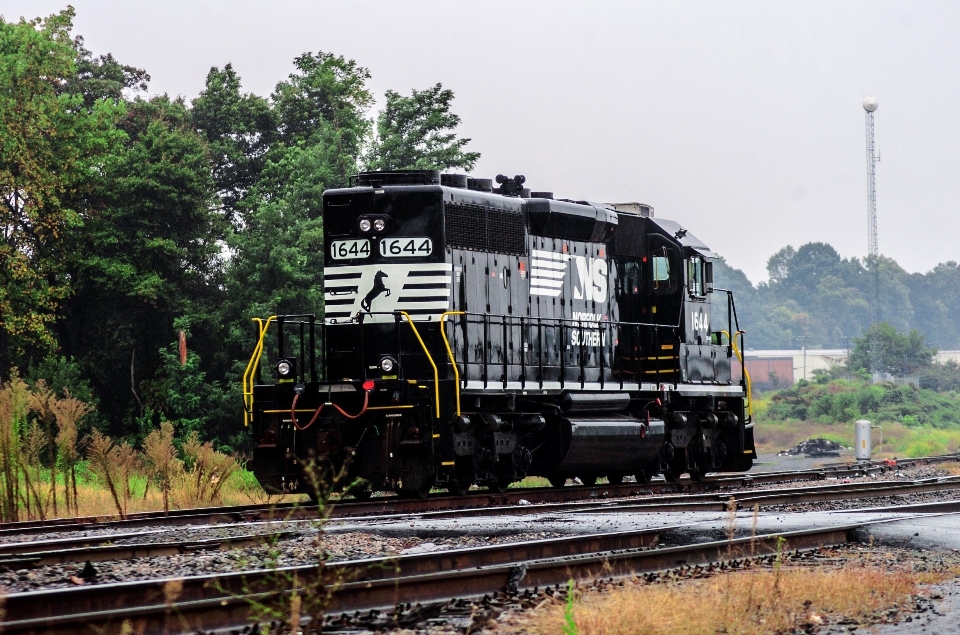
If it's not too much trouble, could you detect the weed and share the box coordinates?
[30,380,59,515]
[86,429,139,518]
[517,560,946,635]
[0,371,30,521]
[142,421,181,514]
[51,391,89,516]
[562,579,579,635]
[174,430,238,507]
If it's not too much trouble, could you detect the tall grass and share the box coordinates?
[520,564,952,635]
[0,372,270,521]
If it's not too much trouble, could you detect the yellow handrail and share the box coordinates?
[397,311,441,419]
[440,311,465,416]
[723,329,753,421]
[242,316,276,427]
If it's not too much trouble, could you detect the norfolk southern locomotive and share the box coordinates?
[243,170,755,498]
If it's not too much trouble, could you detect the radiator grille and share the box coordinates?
[445,203,525,255]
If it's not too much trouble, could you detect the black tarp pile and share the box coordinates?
[779,437,844,457]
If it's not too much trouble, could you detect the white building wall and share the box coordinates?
[742,349,960,384]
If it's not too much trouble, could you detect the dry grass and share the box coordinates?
[937,461,960,476]
[509,560,956,635]
[17,468,300,520]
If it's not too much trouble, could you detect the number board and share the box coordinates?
[379,237,433,258]
[330,239,371,260]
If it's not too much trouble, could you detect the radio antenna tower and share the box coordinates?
[863,96,881,376]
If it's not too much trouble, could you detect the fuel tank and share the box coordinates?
[553,415,665,476]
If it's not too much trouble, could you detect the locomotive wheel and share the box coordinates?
[663,471,679,483]
[688,470,704,482]
[548,475,567,488]
[448,480,471,496]
[347,485,373,500]
[606,474,625,485]
[397,482,432,500]
[579,475,598,486]
[487,479,511,494]
[634,472,652,484]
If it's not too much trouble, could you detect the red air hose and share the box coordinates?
[291,387,371,431]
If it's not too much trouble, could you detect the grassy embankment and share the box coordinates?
[510,555,960,634]
[753,377,960,457]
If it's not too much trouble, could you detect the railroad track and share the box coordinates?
[3,474,960,575]
[1,521,870,635]
[1,452,954,541]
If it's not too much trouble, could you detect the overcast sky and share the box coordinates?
[5,0,959,283]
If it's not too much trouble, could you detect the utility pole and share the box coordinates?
[863,96,882,379]
[841,335,853,355]
[841,335,853,375]
[798,335,811,381]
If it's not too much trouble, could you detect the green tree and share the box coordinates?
[908,262,960,348]
[868,254,914,334]
[221,143,330,339]
[364,83,480,171]
[710,256,757,333]
[848,322,936,376]
[0,8,123,364]
[219,54,374,387]
[811,274,869,347]
[65,35,150,108]
[192,64,275,227]
[61,96,222,434]
[272,51,373,184]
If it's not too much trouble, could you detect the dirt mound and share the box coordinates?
[779,437,844,457]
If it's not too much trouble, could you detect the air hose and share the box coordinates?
[291,386,371,431]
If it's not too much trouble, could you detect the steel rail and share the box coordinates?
[0,524,860,635]
[1,453,956,539]
[0,525,666,633]
[0,530,304,568]
[332,476,960,521]
[0,477,960,568]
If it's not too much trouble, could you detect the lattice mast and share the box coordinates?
[863,96,881,374]
[864,97,880,260]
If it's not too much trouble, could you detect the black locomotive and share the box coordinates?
[243,170,755,498]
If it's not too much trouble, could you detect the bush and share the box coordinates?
[762,376,960,428]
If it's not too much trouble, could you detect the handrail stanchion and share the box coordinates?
[520,316,526,389]
[502,317,508,389]
[440,311,465,417]
[397,311,441,419]
[537,318,543,388]
[559,320,565,389]
[242,315,277,427]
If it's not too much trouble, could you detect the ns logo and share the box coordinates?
[572,256,608,303]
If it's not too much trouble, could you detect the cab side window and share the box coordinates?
[649,239,679,296]
[688,257,705,297]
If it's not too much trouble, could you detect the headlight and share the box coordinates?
[359,219,372,232]
[380,357,395,372]
[277,360,292,376]
[373,218,386,232]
